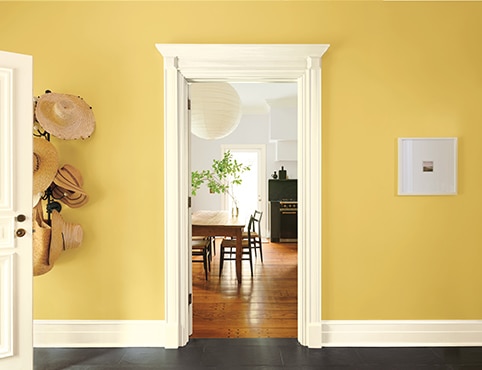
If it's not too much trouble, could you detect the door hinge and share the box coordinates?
[188,196,191,208]
[188,293,192,305]
[187,98,191,110]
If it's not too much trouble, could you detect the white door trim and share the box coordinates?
[156,44,329,348]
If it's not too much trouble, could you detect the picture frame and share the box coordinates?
[398,137,458,196]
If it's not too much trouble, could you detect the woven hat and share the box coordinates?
[49,210,83,265]
[52,189,89,208]
[33,193,41,208]
[33,137,59,195]
[35,92,95,140]
[32,202,53,276]
[51,164,89,208]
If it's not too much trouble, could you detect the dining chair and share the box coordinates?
[250,210,263,262]
[192,237,211,280]
[219,216,254,277]
[238,210,263,262]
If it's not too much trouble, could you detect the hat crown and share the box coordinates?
[63,223,83,250]
[53,99,76,121]
[59,164,83,187]
[52,165,87,205]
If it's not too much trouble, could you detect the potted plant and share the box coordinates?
[191,151,250,216]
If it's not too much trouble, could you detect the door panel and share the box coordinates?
[0,50,33,370]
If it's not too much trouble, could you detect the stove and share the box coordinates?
[270,200,297,243]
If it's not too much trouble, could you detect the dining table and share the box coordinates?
[191,210,246,283]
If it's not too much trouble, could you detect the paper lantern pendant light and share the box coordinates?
[190,82,242,140]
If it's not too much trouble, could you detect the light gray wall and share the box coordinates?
[191,112,297,212]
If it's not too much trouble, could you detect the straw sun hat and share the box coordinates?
[35,92,95,140]
[51,164,89,208]
[49,210,83,265]
[32,203,84,274]
[33,137,59,196]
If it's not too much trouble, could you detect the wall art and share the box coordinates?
[398,137,458,195]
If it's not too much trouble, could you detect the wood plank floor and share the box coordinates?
[191,239,297,338]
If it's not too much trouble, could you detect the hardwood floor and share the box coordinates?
[191,239,298,338]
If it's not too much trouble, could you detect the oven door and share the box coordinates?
[280,208,297,242]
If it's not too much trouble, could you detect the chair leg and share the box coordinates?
[248,246,253,277]
[207,244,211,272]
[258,240,263,263]
[219,245,224,277]
[203,246,209,280]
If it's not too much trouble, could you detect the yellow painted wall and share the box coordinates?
[1,1,482,321]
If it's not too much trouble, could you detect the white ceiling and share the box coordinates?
[230,82,297,114]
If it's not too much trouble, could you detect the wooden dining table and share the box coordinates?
[192,210,246,283]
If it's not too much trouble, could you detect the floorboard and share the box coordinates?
[192,239,297,338]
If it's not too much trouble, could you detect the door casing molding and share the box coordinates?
[156,44,329,348]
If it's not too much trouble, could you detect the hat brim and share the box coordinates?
[52,186,89,208]
[35,92,95,140]
[33,137,59,195]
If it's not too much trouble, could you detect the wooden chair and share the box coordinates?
[250,210,263,262]
[219,216,254,277]
[238,210,263,262]
[192,237,211,280]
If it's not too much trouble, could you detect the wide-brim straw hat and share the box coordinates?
[35,92,95,140]
[49,210,83,265]
[52,164,89,208]
[33,137,59,195]
[32,202,53,276]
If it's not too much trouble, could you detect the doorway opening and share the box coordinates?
[190,87,298,336]
[157,44,329,348]
[221,145,265,223]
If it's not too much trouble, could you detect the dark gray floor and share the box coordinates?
[34,338,482,370]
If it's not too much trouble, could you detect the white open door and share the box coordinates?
[0,50,33,370]
[162,65,191,347]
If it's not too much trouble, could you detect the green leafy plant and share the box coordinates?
[191,151,250,207]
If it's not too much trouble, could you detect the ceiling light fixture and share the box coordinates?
[190,82,242,140]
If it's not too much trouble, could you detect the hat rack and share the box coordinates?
[32,90,93,276]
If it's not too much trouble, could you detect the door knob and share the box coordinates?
[16,214,26,222]
[16,229,26,238]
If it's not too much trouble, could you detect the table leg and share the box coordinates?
[235,227,242,283]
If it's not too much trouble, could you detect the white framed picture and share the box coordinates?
[398,137,458,196]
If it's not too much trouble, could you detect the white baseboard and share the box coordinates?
[34,320,166,348]
[34,320,482,348]
[321,320,482,347]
